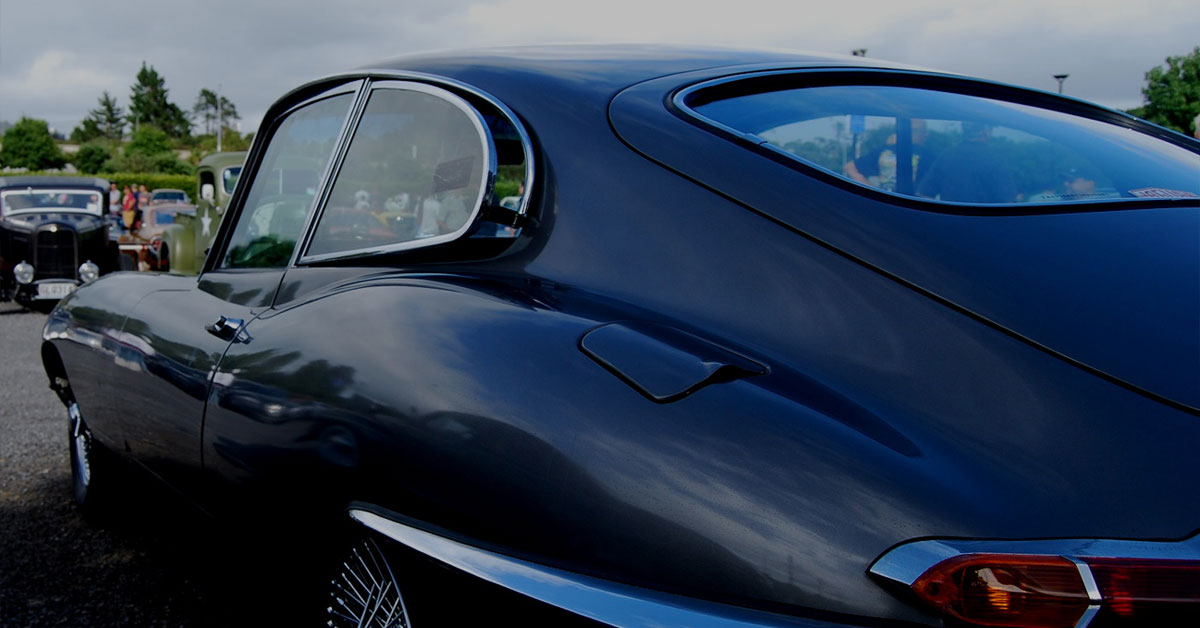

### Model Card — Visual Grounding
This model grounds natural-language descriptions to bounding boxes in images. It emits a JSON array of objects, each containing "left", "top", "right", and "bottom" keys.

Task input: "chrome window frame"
[{"left": 296, "top": 76, "right": 520, "bottom": 265}]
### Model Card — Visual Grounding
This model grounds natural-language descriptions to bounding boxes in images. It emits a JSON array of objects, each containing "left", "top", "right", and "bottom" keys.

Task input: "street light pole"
[
  {"left": 1053, "top": 74, "right": 1069, "bottom": 94},
  {"left": 216, "top": 83, "right": 223, "bottom": 152}
]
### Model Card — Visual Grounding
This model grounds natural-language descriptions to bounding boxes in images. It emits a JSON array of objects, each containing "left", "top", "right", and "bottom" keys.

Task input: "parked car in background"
[
  {"left": 150, "top": 188, "right": 191, "bottom": 205},
  {"left": 41, "top": 46, "right": 1200, "bottom": 627},
  {"left": 115, "top": 201, "right": 196, "bottom": 272},
  {"left": 160, "top": 151, "right": 245, "bottom": 274},
  {"left": 0, "top": 176, "right": 118, "bottom": 308}
]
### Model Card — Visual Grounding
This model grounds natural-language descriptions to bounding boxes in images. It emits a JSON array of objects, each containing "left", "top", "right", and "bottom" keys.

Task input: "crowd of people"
[{"left": 108, "top": 182, "right": 151, "bottom": 232}]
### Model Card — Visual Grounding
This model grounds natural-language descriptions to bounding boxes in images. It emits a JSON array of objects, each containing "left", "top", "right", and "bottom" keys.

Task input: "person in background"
[
  {"left": 108, "top": 183, "right": 121, "bottom": 214},
  {"left": 121, "top": 185, "right": 139, "bottom": 231},
  {"left": 843, "top": 119, "right": 931, "bottom": 193},
  {"left": 137, "top": 184, "right": 151, "bottom": 211},
  {"left": 917, "top": 122, "right": 1017, "bottom": 203}
]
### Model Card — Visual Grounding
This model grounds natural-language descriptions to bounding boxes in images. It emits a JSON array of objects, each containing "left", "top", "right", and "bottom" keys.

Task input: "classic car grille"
[{"left": 34, "top": 228, "right": 77, "bottom": 280}]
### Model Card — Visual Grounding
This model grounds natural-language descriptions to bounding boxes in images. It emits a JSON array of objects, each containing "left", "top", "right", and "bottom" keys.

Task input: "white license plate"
[{"left": 36, "top": 282, "right": 77, "bottom": 299}]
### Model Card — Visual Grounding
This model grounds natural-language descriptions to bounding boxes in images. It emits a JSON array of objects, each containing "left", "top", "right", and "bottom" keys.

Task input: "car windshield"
[
  {"left": 0, "top": 189, "right": 104, "bottom": 216},
  {"left": 153, "top": 191, "right": 185, "bottom": 202},
  {"left": 222, "top": 167, "right": 242, "bottom": 194},
  {"left": 687, "top": 83, "right": 1200, "bottom": 206}
]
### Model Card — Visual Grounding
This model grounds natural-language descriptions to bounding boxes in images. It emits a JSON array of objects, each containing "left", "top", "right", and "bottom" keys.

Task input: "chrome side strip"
[
  {"left": 1067, "top": 558, "right": 1101, "bottom": 628},
  {"left": 349, "top": 508, "right": 846, "bottom": 628}
]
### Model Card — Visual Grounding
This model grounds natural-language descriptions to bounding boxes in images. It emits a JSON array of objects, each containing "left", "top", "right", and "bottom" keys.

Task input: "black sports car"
[
  {"left": 1, "top": 176, "right": 117, "bottom": 308},
  {"left": 42, "top": 46, "right": 1200, "bottom": 627}
]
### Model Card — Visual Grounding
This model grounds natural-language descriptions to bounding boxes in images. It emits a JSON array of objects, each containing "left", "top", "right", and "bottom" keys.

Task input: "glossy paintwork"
[
  {"left": 42, "top": 46, "right": 1200, "bottom": 627},
  {"left": 611, "top": 74, "right": 1200, "bottom": 411}
]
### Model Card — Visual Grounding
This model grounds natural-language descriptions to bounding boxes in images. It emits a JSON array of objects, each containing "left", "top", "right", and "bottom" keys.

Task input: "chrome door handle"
[{"left": 206, "top": 315, "right": 245, "bottom": 341}]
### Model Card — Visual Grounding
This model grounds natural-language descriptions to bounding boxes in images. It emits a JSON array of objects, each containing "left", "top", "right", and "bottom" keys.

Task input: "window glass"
[
  {"left": 691, "top": 84, "right": 1200, "bottom": 206},
  {"left": 222, "top": 167, "right": 242, "bottom": 195},
  {"left": 307, "top": 87, "right": 487, "bottom": 257},
  {"left": 1, "top": 189, "right": 104, "bottom": 215},
  {"left": 221, "top": 93, "right": 353, "bottom": 268}
]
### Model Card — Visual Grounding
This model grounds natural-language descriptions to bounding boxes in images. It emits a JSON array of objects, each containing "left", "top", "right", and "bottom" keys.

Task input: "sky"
[{"left": 1, "top": 0, "right": 1197, "bottom": 137}]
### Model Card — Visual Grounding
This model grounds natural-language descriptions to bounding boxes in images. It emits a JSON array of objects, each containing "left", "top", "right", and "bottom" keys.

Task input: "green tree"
[
  {"left": 0, "top": 117, "right": 66, "bottom": 170},
  {"left": 192, "top": 88, "right": 241, "bottom": 135},
  {"left": 128, "top": 62, "right": 191, "bottom": 139},
  {"left": 1131, "top": 46, "right": 1200, "bottom": 136},
  {"left": 72, "top": 143, "right": 113, "bottom": 173},
  {"left": 70, "top": 118, "right": 103, "bottom": 144},
  {"left": 72, "top": 91, "right": 127, "bottom": 143},
  {"left": 112, "top": 125, "right": 191, "bottom": 174}
]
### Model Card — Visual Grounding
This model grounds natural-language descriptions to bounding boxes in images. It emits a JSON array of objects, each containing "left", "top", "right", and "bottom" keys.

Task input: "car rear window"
[{"left": 683, "top": 81, "right": 1200, "bottom": 207}]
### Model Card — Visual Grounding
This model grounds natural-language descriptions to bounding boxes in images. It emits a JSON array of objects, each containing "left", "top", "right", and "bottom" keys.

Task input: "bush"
[
  {"left": 126, "top": 126, "right": 173, "bottom": 157},
  {"left": 73, "top": 143, "right": 113, "bottom": 174},
  {"left": 0, "top": 117, "right": 66, "bottom": 170},
  {"left": 102, "top": 150, "right": 193, "bottom": 176}
]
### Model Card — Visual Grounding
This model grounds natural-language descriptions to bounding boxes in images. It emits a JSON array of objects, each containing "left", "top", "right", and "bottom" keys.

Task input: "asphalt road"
[{"left": 0, "top": 301, "right": 316, "bottom": 627}]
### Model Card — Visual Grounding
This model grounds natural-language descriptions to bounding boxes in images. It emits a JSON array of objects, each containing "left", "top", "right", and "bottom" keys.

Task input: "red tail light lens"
[
  {"left": 911, "top": 554, "right": 1090, "bottom": 627},
  {"left": 1084, "top": 558, "right": 1200, "bottom": 624}
]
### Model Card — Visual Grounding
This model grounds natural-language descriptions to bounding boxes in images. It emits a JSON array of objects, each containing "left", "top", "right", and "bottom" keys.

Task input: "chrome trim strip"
[
  {"left": 350, "top": 509, "right": 844, "bottom": 628},
  {"left": 1067, "top": 558, "right": 1101, "bottom": 628},
  {"left": 1067, "top": 557, "right": 1102, "bottom": 603},
  {"left": 865, "top": 540, "right": 959, "bottom": 586},
  {"left": 1073, "top": 605, "right": 1100, "bottom": 628}
]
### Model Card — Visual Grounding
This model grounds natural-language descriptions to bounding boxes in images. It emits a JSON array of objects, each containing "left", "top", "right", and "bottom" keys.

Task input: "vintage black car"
[
  {"left": 0, "top": 176, "right": 118, "bottom": 308},
  {"left": 42, "top": 46, "right": 1200, "bottom": 627}
]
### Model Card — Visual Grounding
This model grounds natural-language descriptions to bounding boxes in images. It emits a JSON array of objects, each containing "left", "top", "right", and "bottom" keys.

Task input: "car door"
[
  {"left": 198, "top": 79, "right": 515, "bottom": 517},
  {"left": 115, "top": 84, "right": 361, "bottom": 493}
]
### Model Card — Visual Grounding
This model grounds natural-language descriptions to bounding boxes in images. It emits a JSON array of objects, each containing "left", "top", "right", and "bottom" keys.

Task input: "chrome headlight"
[
  {"left": 13, "top": 261, "right": 35, "bottom": 285},
  {"left": 79, "top": 261, "right": 100, "bottom": 283}
]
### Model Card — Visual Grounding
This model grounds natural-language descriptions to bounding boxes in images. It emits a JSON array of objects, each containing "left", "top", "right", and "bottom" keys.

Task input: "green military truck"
[{"left": 162, "top": 151, "right": 245, "bottom": 274}]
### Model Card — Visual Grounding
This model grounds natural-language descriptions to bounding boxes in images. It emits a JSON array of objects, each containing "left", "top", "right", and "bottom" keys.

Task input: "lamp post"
[
  {"left": 1053, "top": 74, "right": 1069, "bottom": 94},
  {"left": 217, "top": 82, "right": 224, "bottom": 153}
]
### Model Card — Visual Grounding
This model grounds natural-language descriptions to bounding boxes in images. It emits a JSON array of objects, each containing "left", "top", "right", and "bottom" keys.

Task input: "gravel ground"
[{"left": 0, "top": 301, "right": 316, "bottom": 627}]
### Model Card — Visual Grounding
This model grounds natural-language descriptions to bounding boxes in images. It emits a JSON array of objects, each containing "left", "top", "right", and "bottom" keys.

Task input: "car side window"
[
  {"left": 221, "top": 93, "right": 354, "bottom": 269},
  {"left": 684, "top": 82, "right": 1200, "bottom": 207},
  {"left": 306, "top": 85, "right": 490, "bottom": 258}
]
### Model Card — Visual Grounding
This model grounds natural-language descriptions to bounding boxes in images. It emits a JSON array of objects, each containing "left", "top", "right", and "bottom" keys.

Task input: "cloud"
[{"left": 1, "top": 0, "right": 1197, "bottom": 133}]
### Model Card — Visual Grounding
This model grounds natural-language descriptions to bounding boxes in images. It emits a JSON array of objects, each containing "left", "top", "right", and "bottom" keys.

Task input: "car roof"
[
  {"left": 269, "top": 44, "right": 926, "bottom": 115},
  {"left": 361, "top": 44, "right": 914, "bottom": 84},
  {"left": 197, "top": 151, "right": 247, "bottom": 169},
  {"left": 0, "top": 176, "right": 110, "bottom": 192}
]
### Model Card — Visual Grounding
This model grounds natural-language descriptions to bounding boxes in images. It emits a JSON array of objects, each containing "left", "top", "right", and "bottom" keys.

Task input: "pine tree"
[{"left": 128, "top": 62, "right": 191, "bottom": 139}]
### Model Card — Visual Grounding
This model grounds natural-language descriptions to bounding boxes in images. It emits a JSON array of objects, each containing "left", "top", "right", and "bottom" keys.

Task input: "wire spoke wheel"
[
  {"left": 327, "top": 538, "right": 410, "bottom": 628},
  {"left": 68, "top": 402, "right": 93, "bottom": 501}
]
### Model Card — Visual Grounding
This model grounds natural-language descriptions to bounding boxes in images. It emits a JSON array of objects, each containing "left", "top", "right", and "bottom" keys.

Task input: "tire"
[
  {"left": 158, "top": 243, "right": 170, "bottom": 272},
  {"left": 68, "top": 401, "right": 111, "bottom": 513},
  {"left": 326, "top": 537, "right": 412, "bottom": 628}
]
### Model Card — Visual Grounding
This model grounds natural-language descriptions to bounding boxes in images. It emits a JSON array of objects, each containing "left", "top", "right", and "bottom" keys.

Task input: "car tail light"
[
  {"left": 903, "top": 553, "right": 1200, "bottom": 627},
  {"left": 910, "top": 554, "right": 1091, "bottom": 627},
  {"left": 1084, "top": 558, "right": 1200, "bottom": 624}
]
